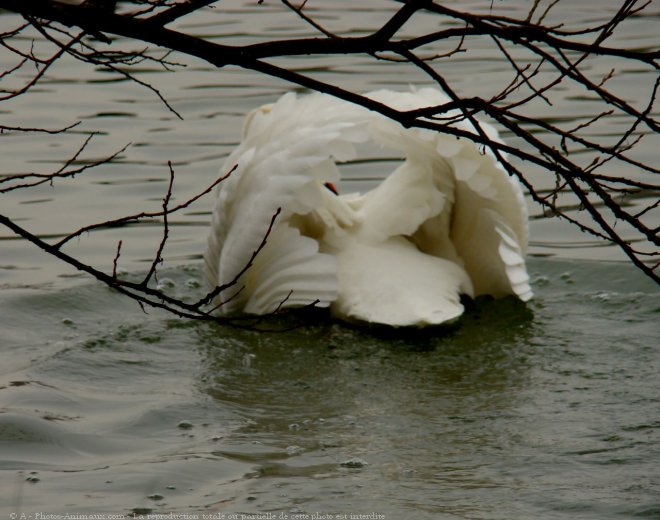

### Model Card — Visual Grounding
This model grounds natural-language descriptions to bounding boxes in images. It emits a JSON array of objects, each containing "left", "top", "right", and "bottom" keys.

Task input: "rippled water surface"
[
  {"left": 1, "top": 1, "right": 658, "bottom": 518},
  {"left": 1, "top": 259, "right": 658, "bottom": 518}
]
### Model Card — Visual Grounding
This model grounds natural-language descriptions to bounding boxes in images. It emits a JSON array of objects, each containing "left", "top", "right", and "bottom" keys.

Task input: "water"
[
  {"left": 1, "top": 1, "right": 658, "bottom": 518},
  {"left": 1, "top": 259, "right": 658, "bottom": 518}
]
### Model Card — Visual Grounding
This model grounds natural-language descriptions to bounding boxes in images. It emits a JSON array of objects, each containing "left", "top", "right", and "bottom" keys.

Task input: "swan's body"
[{"left": 204, "top": 88, "right": 532, "bottom": 326}]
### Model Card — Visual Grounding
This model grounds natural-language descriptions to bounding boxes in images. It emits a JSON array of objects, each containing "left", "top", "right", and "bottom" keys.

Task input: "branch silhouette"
[{"left": 1, "top": 0, "right": 657, "bottom": 323}]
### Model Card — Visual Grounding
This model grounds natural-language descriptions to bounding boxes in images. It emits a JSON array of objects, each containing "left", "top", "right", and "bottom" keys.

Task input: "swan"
[{"left": 203, "top": 88, "right": 532, "bottom": 327}]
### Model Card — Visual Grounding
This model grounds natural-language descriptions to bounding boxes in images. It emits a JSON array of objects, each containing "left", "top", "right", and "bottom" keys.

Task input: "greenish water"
[
  {"left": 1, "top": 258, "right": 658, "bottom": 518},
  {"left": 1, "top": 1, "right": 659, "bottom": 518}
]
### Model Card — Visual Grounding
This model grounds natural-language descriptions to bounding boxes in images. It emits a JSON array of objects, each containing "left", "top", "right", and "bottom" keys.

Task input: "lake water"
[{"left": 1, "top": 1, "right": 658, "bottom": 519}]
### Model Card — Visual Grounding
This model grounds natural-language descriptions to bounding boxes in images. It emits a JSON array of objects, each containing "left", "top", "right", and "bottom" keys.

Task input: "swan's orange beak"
[{"left": 324, "top": 182, "right": 339, "bottom": 195}]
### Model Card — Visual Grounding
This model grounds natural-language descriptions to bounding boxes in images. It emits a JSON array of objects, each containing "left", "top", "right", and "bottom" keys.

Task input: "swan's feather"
[
  {"left": 366, "top": 87, "right": 531, "bottom": 301},
  {"left": 204, "top": 93, "right": 368, "bottom": 314},
  {"left": 354, "top": 157, "right": 449, "bottom": 244},
  {"left": 204, "top": 88, "right": 532, "bottom": 325},
  {"left": 243, "top": 224, "right": 338, "bottom": 314},
  {"left": 332, "top": 237, "right": 471, "bottom": 327}
]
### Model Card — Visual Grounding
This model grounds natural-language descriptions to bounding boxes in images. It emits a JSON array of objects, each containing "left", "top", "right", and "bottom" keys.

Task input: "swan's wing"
[
  {"left": 447, "top": 124, "right": 533, "bottom": 301},
  {"left": 350, "top": 157, "right": 446, "bottom": 242},
  {"left": 365, "top": 88, "right": 533, "bottom": 301},
  {"left": 204, "top": 92, "right": 368, "bottom": 315},
  {"left": 350, "top": 90, "right": 458, "bottom": 258},
  {"left": 332, "top": 237, "right": 472, "bottom": 327},
  {"left": 241, "top": 223, "right": 338, "bottom": 315},
  {"left": 206, "top": 87, "right": 532, "bottom": 320}
]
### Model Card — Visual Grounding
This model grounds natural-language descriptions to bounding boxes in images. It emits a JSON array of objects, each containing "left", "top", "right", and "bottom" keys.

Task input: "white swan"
[{"left": 204, "top": 88, "right": 532, "bottom": 327}]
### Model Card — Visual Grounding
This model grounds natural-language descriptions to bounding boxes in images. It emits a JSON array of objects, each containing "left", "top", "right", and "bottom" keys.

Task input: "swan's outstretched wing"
[
  {"left": 204, "top": 93, "right": 368, "bottom": 314},
  {"left": 240, "top": 223, "right": 338, "bottom": 314},
  {"left": 205, "top": 87, "right": 532, "bottom": 323},
  {"left": 332, "top": 237, "right": 472, "bottom": 327},
  {"left": 365, "top": 88, "right": 533, "bottom": 301}
]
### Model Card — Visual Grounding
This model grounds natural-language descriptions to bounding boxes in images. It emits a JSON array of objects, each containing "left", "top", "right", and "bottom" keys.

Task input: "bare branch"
[
  {"left": 1, "top": 0, "right": 657, "bottom": 321},
  {"left": 52, "top": 164, "right": 236, "bottom": 249},
  {"left": 142, "top": 161, "right": 175, "bottom": 286},
  {"left": 0, "top": 136, "right": 129, "bottom": 194},
  {"left": 197, "top": 207, "right": 283, "bottom": 308}
]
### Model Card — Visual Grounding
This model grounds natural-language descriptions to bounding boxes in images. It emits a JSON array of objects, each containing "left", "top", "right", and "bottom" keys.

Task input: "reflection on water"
[
  {"left": 195, "top": 298, "right": 536, "bottom": 514},
  {"left": 199, "top": 295, "right": 534, "bottom": 427},
  {"left": 1, "top": 259, "right": 658, "bottom": 518}
]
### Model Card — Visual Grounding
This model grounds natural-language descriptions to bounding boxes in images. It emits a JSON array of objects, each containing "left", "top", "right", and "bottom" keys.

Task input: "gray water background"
[{"left": 1, "top": 1, "right": 659, "bottom": 518}]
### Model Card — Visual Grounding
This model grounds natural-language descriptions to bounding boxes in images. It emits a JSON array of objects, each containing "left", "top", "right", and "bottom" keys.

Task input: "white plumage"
[{"left": 204, "top": 88, "right": 532, "bottom": 327}]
